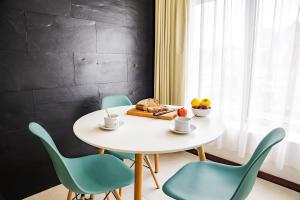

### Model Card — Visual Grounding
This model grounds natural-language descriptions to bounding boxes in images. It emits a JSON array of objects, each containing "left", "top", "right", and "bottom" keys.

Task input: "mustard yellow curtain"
[{"left": 154, "top": 0, "right": 187, "bottom": 105}]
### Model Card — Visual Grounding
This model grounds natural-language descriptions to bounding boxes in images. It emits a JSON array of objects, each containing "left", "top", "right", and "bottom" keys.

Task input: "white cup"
[
  {"left": 175, "top": 117, "right": 190, "bottom": 132},
  {"left": 104, "top": 114, "right": 120, "bottom": 129}
]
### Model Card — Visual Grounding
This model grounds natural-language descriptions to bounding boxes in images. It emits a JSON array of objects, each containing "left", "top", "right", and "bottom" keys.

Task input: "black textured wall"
[{"left": 0, "top": 0, "right": 154, "bottom": 199}]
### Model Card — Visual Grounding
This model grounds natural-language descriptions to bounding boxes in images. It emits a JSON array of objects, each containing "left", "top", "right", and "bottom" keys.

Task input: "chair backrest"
[
  {"left": 101, "top": 95, "right": 132, "bottom": 109},
  {"left": 231, "top": 128, "right": 285, "bottom": 200},
  {"left": 28, "top": 122, "right": 81, "bottom": 193}
]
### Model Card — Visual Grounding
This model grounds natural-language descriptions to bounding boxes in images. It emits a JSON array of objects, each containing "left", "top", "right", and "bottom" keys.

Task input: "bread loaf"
[
  {"left": 136, "top": 98, "right": 159, "bottom": 111},
  {"left": 147, "top": 105, "right": 168, "bottom": 113},
  {"left": 136, "top": 98, "right": 169, "bottom": 113}
]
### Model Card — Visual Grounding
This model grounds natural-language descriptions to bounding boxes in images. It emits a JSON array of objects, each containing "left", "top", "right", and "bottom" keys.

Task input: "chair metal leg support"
[
  {"left": 72, "top": 193, "right": 96, "bottom": 200},
  {"left": 129, "top": 160, "right": 149, "bottom": 169},
  {"left": 129, "top": 156, "right": 160, "bottom": 189},
  {"left": 129, "top": 161, "right": 135, "bottom": 168},
  {"left": 103, "top": 192, "right": 111, "bottom": 200},
  {"left": 73, "top": 193, "right": 80, "bottom": 200}
]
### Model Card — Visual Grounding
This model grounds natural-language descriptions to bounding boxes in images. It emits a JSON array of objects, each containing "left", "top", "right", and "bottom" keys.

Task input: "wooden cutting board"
[{"left": 127, "top": 108, "right": 177, "bottom": 120}]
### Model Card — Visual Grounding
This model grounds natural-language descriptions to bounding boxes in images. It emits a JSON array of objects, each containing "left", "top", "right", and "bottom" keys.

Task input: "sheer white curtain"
[{"left": 186, "top": 0, "right": 300, "bottom": 182}]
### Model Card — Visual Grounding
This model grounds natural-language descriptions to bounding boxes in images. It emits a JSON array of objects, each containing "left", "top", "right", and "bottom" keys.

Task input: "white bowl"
[{"left": 192, "top": 108, "right": 211, "bottom": 117}]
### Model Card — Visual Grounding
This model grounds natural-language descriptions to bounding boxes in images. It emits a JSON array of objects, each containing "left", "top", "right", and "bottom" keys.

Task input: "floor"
[{"left": 24, "top": 152, "right": 300, "bottom": 200}]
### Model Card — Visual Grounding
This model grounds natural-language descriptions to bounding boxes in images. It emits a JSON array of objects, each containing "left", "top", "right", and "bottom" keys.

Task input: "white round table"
[{"left": 73, "top": 105, "right": 225, "bottom": 200}]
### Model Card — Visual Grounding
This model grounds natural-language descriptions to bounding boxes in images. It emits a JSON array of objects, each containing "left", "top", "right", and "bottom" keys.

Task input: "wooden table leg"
[
  {"left": 197, "top": 146, "right": 206, "bottom": 161},
  {"left": 154, "top": 154, "right": 159, "bottom": 173},
  {"left": 98, "top": 148, "right": 110, "bottom": 200},
  {"left": 134, "top": 154, "right": 143, "bottom": 200}
]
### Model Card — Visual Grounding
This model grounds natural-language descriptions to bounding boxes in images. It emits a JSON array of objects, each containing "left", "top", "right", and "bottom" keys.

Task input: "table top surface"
[{"left": 73, "top": 105, "right": 225, "bottom": 154}]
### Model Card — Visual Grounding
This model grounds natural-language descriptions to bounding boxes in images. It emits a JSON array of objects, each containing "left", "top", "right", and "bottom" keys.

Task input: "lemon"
[
  {"left": 200, "top": 98, "right": 211, "bottom": 107},
  {"left": 191, "top": 98, "right": 201, "bottom": 107}
]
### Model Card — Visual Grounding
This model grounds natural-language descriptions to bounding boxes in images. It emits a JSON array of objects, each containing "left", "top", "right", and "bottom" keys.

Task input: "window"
[{"left": 186, "top": 0, "right": 300, "bottom": 174}]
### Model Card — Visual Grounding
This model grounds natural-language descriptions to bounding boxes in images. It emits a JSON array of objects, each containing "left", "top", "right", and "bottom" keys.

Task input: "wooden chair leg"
[
  {"left": 197, "top": 146, "right": 206, "bottom": 161},
  {"left": 144, "top": 156, "right": 160, "bottom": 189},
  {"left": 67, "top": 191, "right": 72, "bottom": 200},
  {"left": 106, "top": 193, "right": 110, "bottom": 200},
  {"left": 112, "top": 190, "right": 121, "bottom": 200},
  {"left": 154, "top": 154, "right": 159, "bottom": 173},
  {"left": 98, "top": 148, "right": 105, "bottom": 154},
  {"left": 118, "top": 188, "right": 122, "bottom": 198}
]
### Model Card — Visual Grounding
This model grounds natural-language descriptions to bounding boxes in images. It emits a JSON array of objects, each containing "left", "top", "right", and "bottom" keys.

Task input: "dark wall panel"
[
  {"left": 34, "top": 85, "right": 99, "bottom": 105},
  {"left": 0, "top": 8, "right": 26, "bottom": 51},
  {"left": 27, "top": 13, "right": 97, "bottom": 53},
  {"left": 0, "top": 129, "right": 58, "bottom": 199},
  {"left": 98, "top": 80, "right": 153, "bottom": 104},
  {"left": 127, "top": 80, "right": 153, "bottom": 103},
  {"left": 1, "top": 0, "right": 71, "bottom": 16},
  {"left": 125, "top": 0, "right": 151, "bottom": 28},
  {"left": 74, "top": 53, "right": 127, "bottom": 84},
  {"left": 127, "top": 54, "right": 152, "bottom": 81},
  {"left": 0, "top": 91, "right": 35, "bottom": 132},
  {"left": 71, "top": 0, "right": 127, "bottom": 25},
  {"left": 0, "top": 52, "right": 74, "bottom": 92},
  {"left": 0, "top": 0, "right": 154, "bottom": 199},
  {"left": 96, "top": 23, "right": 138, "bottom": 54}
]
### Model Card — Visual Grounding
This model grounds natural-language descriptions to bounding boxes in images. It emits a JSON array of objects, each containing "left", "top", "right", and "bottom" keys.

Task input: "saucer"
[
  {"left": 169, "top": 124, "right": 196, "bottom": 135},
  {"left": 100, "top": 121, "right": 124, "bottom": 131}
]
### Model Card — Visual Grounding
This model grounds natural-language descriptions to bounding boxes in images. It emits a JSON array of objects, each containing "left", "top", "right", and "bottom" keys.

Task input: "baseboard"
[{"left": 187, "top": 149, "right": 300, "bottom": 193}]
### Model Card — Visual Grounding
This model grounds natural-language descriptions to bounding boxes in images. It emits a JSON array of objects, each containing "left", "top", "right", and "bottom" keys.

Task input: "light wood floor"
[{"left": 24, "top": 152, "right": 300, "bottom": 200}]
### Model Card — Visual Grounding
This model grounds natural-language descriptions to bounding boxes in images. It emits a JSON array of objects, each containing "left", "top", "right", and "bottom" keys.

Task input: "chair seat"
[
  {"left": 162, "top": 161, "right": 244, "bottom": 200},
  {"left": 105, "top": 150, "right": 136, "bottom": 160},
  {"left": 66, "top": 154, "right": 134, "bottom": 194}
]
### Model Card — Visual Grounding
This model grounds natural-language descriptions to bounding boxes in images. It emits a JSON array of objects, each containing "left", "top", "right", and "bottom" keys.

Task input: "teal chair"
[
  {"left": 29, "top": 122, "right": 134, "bottom": 200},
  {"left": 163, "top": 128, "right": 285, "bottom": 200},
  {"left": 101, "top": 95, "right": 160, "bottom": 189}
]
